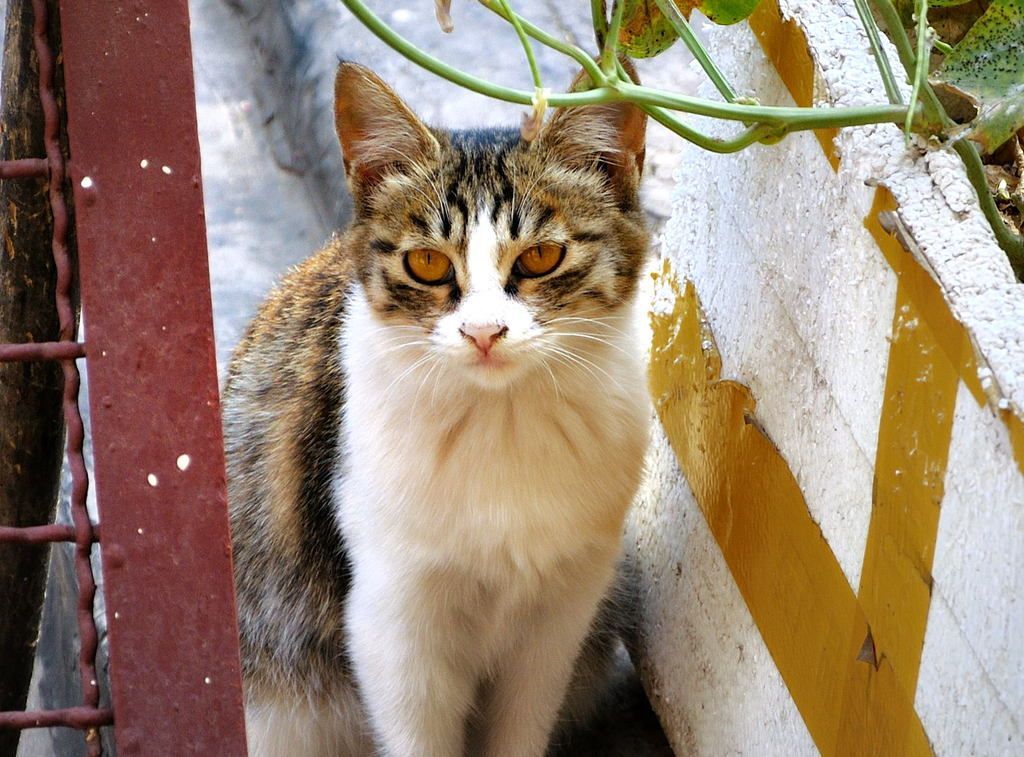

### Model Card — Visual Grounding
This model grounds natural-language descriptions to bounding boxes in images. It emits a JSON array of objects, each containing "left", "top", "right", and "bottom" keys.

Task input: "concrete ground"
[{"left": 194, "top": 0, "right": 327, "bottom": 371}]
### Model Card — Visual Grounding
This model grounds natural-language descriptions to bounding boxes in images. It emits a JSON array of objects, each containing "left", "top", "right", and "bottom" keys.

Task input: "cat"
[{"left": 222, "top": 60, "right": 651, "bottom": 757}]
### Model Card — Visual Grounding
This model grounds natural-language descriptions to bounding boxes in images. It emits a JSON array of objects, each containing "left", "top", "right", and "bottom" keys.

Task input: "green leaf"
[
  {"left": 928, "top": 0, "right": 975, "bottom": 7},
  {"left": 933, "top": 0, "right": 1024, "bottom": 153},
  {"left": 698, "top": 0, "right": 762, "bottom": 25},
  {"left": 616, "top": 0, "right": 762, "bottom": 58},
  {"left": 618, "top": 1, "right": 681, "bottom": 58}
]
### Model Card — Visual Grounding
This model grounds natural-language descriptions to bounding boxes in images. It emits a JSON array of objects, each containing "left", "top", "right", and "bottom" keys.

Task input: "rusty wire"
[
  {"left": 0, "top": 524, "right": 78, "bottom": 544},
  {"left": 0, "top": 0, "right": 111, "bottom": 752},
  {"left": 0, "top": 156, "right": 47, "bottom": 178},
  {"left": 0, "top": 340, "right": 86, "bottom": 361}
]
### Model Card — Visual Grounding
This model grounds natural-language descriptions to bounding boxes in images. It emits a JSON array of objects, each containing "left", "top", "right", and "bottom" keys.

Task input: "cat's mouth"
[
  {"left": 472, "top": 351, "right": 508, "bottom": 370},
  {"left": 459, "top": 347, "right": 527, "bottom": 388}
]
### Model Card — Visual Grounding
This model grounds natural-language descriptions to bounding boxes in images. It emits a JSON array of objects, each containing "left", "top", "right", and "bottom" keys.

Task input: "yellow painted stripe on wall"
[
  {"left": 867, "top": 189, "right": 1024, "bottom": 478},
  {"left": 1009, "top": 414, "right": 1024, "bottom": 471},
  {"left": 745, "top": 1, "right": 967, "bottom": 746},
  {"left": 855, "top": 194, "right": 960, "bottom": 700},
  {"left": 649, "top": 264, "right": 932, "bottom": 756}
]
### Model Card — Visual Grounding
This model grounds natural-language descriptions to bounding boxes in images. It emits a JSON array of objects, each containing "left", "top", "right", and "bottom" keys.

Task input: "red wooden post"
[{"left": 59, "top": 1, "right": 248, "bottom": 753}]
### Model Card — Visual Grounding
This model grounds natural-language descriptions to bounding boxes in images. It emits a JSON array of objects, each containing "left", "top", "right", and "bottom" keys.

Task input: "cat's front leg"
[
  {"left": 480, "top": 548, "right": 618, "bottom": 757},
  {"left": 346, "top": 559, "right": 477, "bottom": 757}
]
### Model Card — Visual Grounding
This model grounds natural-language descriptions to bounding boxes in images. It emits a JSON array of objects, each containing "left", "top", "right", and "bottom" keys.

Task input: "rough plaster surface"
[
  {"left": 193, "top": 0, "right": 327, "bottom": 371},
  {"left": 915, "top": 383, "right": 1024, "bottom": 752},
  {"left": 779, "top": 0, "right": 1024, "bottom": 415}
]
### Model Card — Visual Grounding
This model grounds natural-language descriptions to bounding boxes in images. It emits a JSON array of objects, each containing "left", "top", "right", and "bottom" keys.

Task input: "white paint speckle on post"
[
  {"left": 146, "top": 473, "right": 158, "bottom": 487},
  {"left": 176, "top": 453, "right": 192, "bottom": 471},
  {"left": 80, "top": 176, "right": 93, "bottom": 189}
]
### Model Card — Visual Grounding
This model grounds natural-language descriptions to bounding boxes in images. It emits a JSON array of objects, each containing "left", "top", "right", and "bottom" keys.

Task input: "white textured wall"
[
  {"left": 916, "top": 383, "right": 1024, "bottom": 754},
  {"left": 630, "top": 3, "right": 1024, "bottom": 754}
]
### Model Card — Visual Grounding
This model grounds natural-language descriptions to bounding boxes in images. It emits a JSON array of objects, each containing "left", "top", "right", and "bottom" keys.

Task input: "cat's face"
[{"left": 335, "top": 65, "right": 648, "bottom": 390}]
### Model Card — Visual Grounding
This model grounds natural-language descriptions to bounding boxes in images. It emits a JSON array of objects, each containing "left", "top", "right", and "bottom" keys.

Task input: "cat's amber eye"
[
  {"left": 404, "top": 249, "right": 454, "bottom": 285},
  {"left": 515, "top": 242, "right": 565, "bottom": 278}
]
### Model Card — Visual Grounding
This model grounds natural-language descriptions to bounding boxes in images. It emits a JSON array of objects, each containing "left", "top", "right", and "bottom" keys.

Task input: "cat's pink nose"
[{"left": 459, "top": 323, "right": 508, "bottom": 355}]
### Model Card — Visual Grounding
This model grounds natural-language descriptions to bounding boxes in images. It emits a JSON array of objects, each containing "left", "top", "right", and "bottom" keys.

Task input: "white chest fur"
[{"left": 336, "top": 289, "right": 649, "bottom": 584}]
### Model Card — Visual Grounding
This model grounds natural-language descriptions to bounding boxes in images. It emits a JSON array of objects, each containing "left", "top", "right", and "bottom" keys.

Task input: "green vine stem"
[
  {"left": 953, "top": 139, "right": 1024, "bottom": 279},
  {"left": 591, "top": 0, "right": 608, "bottom": 50},
  {"left": 339, "top": 0, "right": 910, "bottom": 129},
  {"left": 479, "top": 1, "right": 606, "bottom": 86},
  {"left": 870, "top": 0, "right": 949, "bottom": 132},
  {"left": 932, "top": 37, "right": 954, "bottom": 56},
  {"left": 642, "top": 104, "right": 779, "bottom": 152},
  {"left": 852, "top": 0, "right": 903, "bottom": 105},
  {"left": 340, "top": 0, "right": 608, "bottom": 106},
  {"left": 906, "top": 0, "right": 930, "bottom": 136},
  {"left": 496, "top": 0, "right": 542, "bottom": 91},
  {"left": 487, "top": 0, "right": 776, "bottom": 154},
  {"left": 611, "top": 59, "right": 779, "bottom": 153},
  {"left": 871, "top": 0, "right": 1023, "bottom": 272},
  {"left": 602, "top": 0, "right": 626, "bottom": 76},
  {"left": 652, "top": 0, "right": 738, "bottom": 102},
  {"left": 615, "top": 81, "right": 908, "bottom": 128}
]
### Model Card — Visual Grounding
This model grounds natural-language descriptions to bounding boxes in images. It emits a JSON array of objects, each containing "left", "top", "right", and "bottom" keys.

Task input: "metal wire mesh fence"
[{"left": 0, "top": 1, "right": 248, "bottom": 754}]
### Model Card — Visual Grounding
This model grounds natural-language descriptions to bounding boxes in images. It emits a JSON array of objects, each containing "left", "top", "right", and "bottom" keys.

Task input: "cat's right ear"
[
  {"left": 334, "top": 62, "right": 439, "bottom": 200},
  {"left": 537, "top": 59, "right": 646, "bottom": 203}
]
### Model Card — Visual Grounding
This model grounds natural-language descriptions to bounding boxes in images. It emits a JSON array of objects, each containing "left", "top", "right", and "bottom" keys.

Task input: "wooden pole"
[{"left": 0, "top": 2, "right": 71, "bottom": 753}]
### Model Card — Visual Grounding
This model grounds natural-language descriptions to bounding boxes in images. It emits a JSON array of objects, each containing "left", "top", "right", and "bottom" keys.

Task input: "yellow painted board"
[
  {"left": 866, "top": 188, "right": 1024, "bottom": 476},
  {"left": 649, "top": 264, "right": 932, "bottom": 756},
  {"left": 645, "top": 1, "right": 1024, "bottom": 753},
  {"left": 854, "top": 192, "right": 961, "bottom": 709}
]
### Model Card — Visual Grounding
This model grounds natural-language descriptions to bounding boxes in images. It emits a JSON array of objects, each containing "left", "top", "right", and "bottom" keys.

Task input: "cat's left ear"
[
  {"left": 538, "top": 59, "right": 647, "bottom": 199},
  {"left": 334, "top": 62, "right": 440, "bottom": 200}
]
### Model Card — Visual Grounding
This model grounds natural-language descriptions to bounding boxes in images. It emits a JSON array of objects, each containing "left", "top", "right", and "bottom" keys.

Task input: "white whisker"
[
  {"left": 538, "top": 359, "right": 563, "bottom": 402},
  {"left": 545, "top": 343, "right": 627, "bottom": 394},
  {"left": 429, "top": 361, "right": 447, "bottom": 407},
  {"left": 381, "top": 353, "right": 434, "bottom": 401},
  {"left": 376, "top": 340, "right": 433, "bottom": 358},
  {"left": 548, "top": 331, "right": 633, "bottom": 358},
  {"left": 413, "top": 358, "right": 442, "bottom": 409},
  {"left": 543, "top": 348, "right": 593, "bottom": 387},
  {"left": 544, "top": 315, "right": 631, "bottom": 338}
]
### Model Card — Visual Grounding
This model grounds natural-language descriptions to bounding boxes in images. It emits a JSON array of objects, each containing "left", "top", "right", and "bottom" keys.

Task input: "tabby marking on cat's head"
[{"left": 335, "top": 62, "right": 648, "bottom": 389}]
